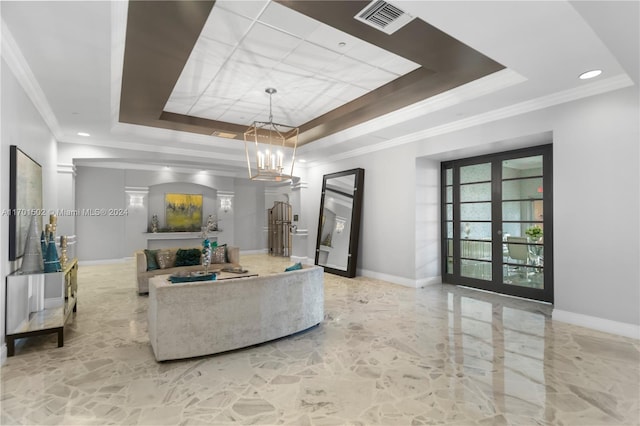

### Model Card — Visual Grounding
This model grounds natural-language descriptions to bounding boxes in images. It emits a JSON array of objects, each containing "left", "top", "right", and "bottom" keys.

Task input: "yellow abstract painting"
[{"left": 165, "top": 193, "right": 202, "bottom": 231}]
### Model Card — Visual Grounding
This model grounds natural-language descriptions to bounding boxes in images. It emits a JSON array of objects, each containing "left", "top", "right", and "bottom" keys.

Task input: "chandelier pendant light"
[{"left": 244, "top": 88, "right": 298, "bottom": 182}]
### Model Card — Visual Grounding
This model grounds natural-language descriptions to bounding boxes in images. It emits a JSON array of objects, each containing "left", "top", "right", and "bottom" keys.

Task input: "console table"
[{"left": 5, "top": 258, "right": 78, "bottom": 356}]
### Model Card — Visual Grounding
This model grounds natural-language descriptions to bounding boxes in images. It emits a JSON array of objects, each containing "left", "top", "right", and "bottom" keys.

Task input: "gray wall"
[
  {"left": 1, "top": 58, "right": 60, "bottom": 360},
  {"left": 303, "top": 86, "right": 639, "bottom": 327},
  {"left": 233, "top": 178, "right": 266, "bottom": 250},
  {"left": 74, "top": 167, "right": 278, "bottom": 259},
  {"left": 75, "top": 167, "right": 126, "bottom": 260}
]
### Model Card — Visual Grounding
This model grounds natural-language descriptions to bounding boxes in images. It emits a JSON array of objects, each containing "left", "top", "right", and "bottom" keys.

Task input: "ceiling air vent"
[{"left": 355, "top": 0, "right": 414, "bottom": 35}]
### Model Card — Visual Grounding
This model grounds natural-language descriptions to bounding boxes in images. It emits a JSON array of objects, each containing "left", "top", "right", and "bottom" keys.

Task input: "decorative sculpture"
[
  {"left": 206, "top": 214, "right": 217, "bottom": 232},
  {"left": 150, "top": 214, "right": 159, "bottom": 233},
  {"left": 22, "top": 215, "right": 44, "bottom": 273},
  {"left": 44, "top": 232, "right": 61, "bottom": 273},
  {"left": 202, "top": 238, "right": 212, "bottom": 274},
  {"left": 59, "top": 235, "right": 68, "bottom": 268}
]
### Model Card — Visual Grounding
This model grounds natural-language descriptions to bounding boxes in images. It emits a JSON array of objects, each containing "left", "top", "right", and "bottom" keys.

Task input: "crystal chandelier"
[{"left": 244, "top": 88, "right": 298, "bottom": 182}]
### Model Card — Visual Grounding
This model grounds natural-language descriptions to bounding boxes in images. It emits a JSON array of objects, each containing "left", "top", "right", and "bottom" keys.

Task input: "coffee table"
[{"left": 215, "top": 270, "right": 258, "bottom": 281}]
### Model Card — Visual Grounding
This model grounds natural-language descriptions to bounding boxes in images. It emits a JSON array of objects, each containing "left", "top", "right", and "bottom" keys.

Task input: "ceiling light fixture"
[
  {"left": 244, "top": 88, "right": 298, "bottom": 182},
  {"left": 77, "top": 132, "right": 90, "bottom": 137},
  {"left": 579, "top": 69, "right": 602, "bottom": 80}
]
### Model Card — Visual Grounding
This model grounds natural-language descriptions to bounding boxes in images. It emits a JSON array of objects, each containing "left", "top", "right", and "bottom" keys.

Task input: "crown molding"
[
  {"left": 291, "top": 181, "right": 308, "bottom": 191},
  {"left": 308, "top": 73, "right": 634, "bottom": 167},
  {"left": 124, "top": 186, "right": 149, "bottom": 194},
  {"left": 57, "top": 163, "right": 76, "bottom": 175},
  {"left": 1, "top": 20, "right": 62, "bottom": 139}
]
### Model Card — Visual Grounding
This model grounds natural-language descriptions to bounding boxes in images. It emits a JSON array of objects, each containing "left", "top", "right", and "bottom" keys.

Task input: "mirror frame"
[{"left": 315, "top": 168, "right": 365, "bottom": 278}]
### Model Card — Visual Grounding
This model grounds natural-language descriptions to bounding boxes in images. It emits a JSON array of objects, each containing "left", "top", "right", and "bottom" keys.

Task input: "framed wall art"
[
  {"left": 9, "top": 145, "right": 43, "bottom": 260},
  {"left": 164, "top": 193, "right": 203, "bottom": 231}
]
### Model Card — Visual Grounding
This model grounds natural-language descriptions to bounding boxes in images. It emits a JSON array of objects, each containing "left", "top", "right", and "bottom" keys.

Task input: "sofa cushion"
[
  {"left": 144, "top": 249, "right": 160, "bottom": 271},
  {"left": 211, "top": 244, "right": 227, "bottom": 264},
  {"left": 156, "top": 249, "right": 177, "bottom": 269},
  {"left": 175, "top": 248, "right": 202, "bottom": 267}
]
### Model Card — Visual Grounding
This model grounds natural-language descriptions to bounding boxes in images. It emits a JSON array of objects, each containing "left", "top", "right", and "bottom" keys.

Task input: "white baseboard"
[
  {"left": 416, "top": 276, "right": 442, "bottom": 287},
  {"left": 78, "top": 257, "right": 132, "bottom": 266},
  {"left": 240, "top": 249, "right": 268, "bottom": 255},
  {"left": 358, "top": 269, "right": 440, "bottom": 288},
  {"left": 1, "top": 344, "right": 6, "bottom": 365},
  {"left": 552, "top": 309, "right": 640, "bottom": 340}
]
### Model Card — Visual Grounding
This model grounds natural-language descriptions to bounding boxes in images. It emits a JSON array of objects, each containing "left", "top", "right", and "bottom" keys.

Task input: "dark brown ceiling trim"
[
  {"left": 119, "top": 0, "right": 504, "bottom": 147},
  {"left": 119, "top": 1, "right": 215, "bottom": 128}
]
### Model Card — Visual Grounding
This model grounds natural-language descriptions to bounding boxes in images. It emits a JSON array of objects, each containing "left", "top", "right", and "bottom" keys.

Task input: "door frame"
[{"left": 441, "top": 144, "right": 554, "bottom": 303}]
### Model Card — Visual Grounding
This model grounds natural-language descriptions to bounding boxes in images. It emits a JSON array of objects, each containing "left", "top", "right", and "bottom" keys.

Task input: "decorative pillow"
[
  {"left": 175, "top": 248, "right": 202, "bottom": 267},
  {"left": 211, "top": 244, "right": 227, "bottom": 264},
  {"left": 285, "top": 262, "right": 302, "bottom": 272},
  {"left": 144, "top": 249, "right": 159, "bottom": 271},
  {"left": 156, "top": 250, "right": 177, "bottom": 269}
]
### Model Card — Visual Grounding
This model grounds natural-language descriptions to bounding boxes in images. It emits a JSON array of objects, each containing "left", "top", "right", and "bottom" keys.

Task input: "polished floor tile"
[{"left": 1, "top": 255, "right": 638, "bottom": 425}]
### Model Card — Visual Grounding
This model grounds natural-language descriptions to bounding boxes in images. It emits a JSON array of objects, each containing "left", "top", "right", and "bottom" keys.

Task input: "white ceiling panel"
[
  {"left": 283, "top": 42, "right": 342, "bottom": 73},
  {"left": 200, "top": 6, "right": 254, "bottom": 47},
  {"left": 356, "top": 67, "right": 398, "bottom": 91},
  {"left": 306, "top": 22, "right": 365, "bottom": 54},
  {"left": 258, "top": 1, "right": 322, "bottom": 39},
  {"left": 165, "top": 1, "right": 423, "bottom": 130},
  {"left": 376, "top": 55, "right": 421, "bottom": 75},
  {"left": 215, "top": 0, "right": 269, "bottom": 21},
  {"left": 188, "top": 97, "right": 235, "bottom": 120},
  {"left": 325, "top": 56, "right": 376, "bottom": 84},
  {"left": 163, "top": 100, "right": 193, "bottom": 115},
  {"left": 241, "top": 22, "right": 302, "bottom": 62},
  {"left": 333, "top": 85, "right": 369, "bottom": 103}
]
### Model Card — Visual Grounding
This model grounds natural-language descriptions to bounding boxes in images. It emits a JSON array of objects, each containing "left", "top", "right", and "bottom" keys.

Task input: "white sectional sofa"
[{"left": 147, "top": 265, "right": 324, "bottom": 361}]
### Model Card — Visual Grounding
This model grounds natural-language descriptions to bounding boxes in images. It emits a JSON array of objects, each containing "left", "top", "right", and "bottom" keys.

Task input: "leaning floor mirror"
[{"left": 315, "top": 168, "right": 364, "bottom": 278}]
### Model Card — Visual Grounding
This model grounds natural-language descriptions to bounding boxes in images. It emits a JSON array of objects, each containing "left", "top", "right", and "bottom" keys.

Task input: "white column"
[
  {"left": 56, "top": 163, "right": 76, "bottom": 259},
  {"left": 125, "top": 186, "right": 149, "bottom": 255},
  {"left": 290, "top": 180, "right": 310, "bottom": 264}
]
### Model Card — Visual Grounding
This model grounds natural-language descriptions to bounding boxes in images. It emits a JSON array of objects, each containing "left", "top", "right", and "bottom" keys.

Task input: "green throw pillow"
[
  {"left": 284, "top": 262, "right": 302, "bottom": 272},
  {"left": 144, "top": 249, "right": 159, "bottom": 271},
  {"left": 175, "top": 248, "right": 202, "bottom": 266}
]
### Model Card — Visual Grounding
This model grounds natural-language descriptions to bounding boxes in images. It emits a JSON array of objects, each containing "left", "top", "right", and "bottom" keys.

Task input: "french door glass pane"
[
  {"left": 502, "top": 177, "right": 543, "bottom": 200},
  {"left": 461, "top": 259, "right": 492, "bottom": 280},
  {"left": 461, "top": 240, "right": 492, "bottom": 260},
  {"left": 446, "top": 168, "right": 453, "bottom": 185},
  {"left": 460, "top": 183, "right": 491, "bottom": 202},
  {"left": 460, "top": 163, "right": 491, "bottom": 183},
  {"left": 462, "top": 222, "right": 491, "bottom": 240},
  {"left": 446, "top": 204, "right": 453, "bottom": 220},
  {"left": 502, "top": 156, "right": 543, "bottom": 178},
  {"left": 503, "top": 200, "right": 543, "bottom": 222},
  {"left": 446, "top": 186, "right": 452, "bottom": 203},
  {"left": 461, "top": 202, "right": 491, "bottom": 221},
  {"left": 446, "top": 222, "right": 453, "bottom": 238},
  {"left": 502, "top": 222, "right": 544, "bottom": 239},
  {"left": 502, "top": 155, "right": 545, "bottom": 291}
]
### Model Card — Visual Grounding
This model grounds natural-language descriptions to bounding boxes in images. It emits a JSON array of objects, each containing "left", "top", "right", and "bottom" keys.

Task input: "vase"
[{"left": 44, "top": 232, "right": 62, "bottom": 273}]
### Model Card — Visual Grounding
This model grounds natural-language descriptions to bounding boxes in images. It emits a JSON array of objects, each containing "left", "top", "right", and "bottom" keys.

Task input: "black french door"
[{"left": 441, "top": 144, "right": 553, "bottom": 303}]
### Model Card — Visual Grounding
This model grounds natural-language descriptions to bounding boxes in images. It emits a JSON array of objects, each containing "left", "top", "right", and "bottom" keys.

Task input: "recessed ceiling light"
[
  {"left": 338, "top": 42, "right": 346, "bottom": 48},
  {"left": 299, "top": 159, "right": 307, "bottom": 163},
  {"left": 163, "top": 166, "right": 171, "bottom": 170},
  {"left": 77, "top": 132, "right": 90, "bottom": 137},
  {"left": 579, "top": 69, "right": 602, "bottom": 80}
]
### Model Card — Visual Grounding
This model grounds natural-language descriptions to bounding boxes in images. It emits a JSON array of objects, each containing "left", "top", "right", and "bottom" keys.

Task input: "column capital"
[
  {"left": 57, "top": 163, "right": 76, "bottom": 175},
  {"left": 291, "top": 181, "right": 308, "bottom": 191}
]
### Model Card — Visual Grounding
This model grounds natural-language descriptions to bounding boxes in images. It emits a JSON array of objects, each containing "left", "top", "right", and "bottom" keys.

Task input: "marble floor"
[{"left": 1, "top": 255, "right": 638, "bottom": 425}]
